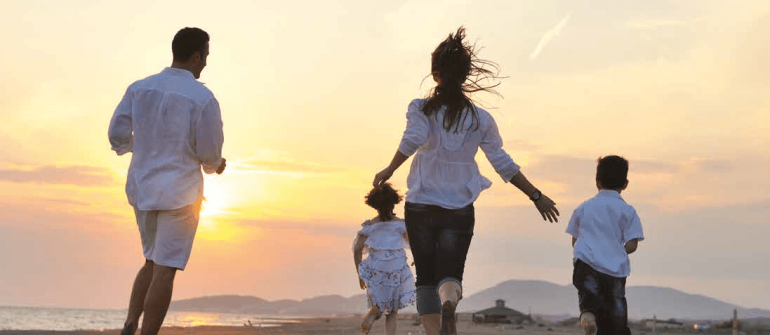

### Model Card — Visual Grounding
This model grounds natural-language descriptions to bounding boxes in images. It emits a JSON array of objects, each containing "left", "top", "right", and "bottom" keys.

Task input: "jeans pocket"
[{"left": 405, "top": 202, "right": 429, "bottom": 213}]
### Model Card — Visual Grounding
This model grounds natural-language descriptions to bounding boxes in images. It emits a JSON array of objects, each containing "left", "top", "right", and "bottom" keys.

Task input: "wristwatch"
[{"left": 530, "top": 190, "right": 542, "bottom": 202}]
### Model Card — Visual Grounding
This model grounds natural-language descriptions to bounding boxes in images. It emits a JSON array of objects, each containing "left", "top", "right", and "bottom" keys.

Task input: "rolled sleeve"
[
  {"left": 108, "top": 87, "right": 134, "bottom": 156},
  {"left": 565, "top": 206, "right": 582, "bottom": 238},
  {"left": 397, "top": 100, "right": 430, "bottom": 157},
  {"left": 195, "top": 98, "right": 224, "bottom": 174},
  {"left": 479, "top": 114, "right": 520, "bottom": 181},
  {"left": 622, "top": 206, "right": 645, "bottom": 244}
]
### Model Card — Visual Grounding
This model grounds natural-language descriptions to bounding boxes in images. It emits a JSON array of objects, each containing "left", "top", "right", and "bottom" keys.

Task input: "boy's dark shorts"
[{"left": 573, "top": 259, "right": 631, "bottom": 335}]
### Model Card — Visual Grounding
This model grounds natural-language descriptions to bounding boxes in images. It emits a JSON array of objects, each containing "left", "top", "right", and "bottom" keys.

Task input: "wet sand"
[{"left": 0, "top": 316, "right": 712, "bottom": 335}]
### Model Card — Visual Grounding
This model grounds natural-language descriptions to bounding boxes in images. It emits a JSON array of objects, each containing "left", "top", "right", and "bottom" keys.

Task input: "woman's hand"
[
  {"left": 359, "top": 278, "right": 367, "bottom": 290},
  {"left": 534, "top": 194, "right": 560, "bottom": 223},
  {"left": 372, "top": 167, "right": 394, "bottom": 187}
]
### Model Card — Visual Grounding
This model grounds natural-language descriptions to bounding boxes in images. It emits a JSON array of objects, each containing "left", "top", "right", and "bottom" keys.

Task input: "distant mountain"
[
  {"left": 170, "top": 280, "right": 770, "bottom": 321},
  {"left": 458, "top": 280, "right": 770, "bottom": 320}
]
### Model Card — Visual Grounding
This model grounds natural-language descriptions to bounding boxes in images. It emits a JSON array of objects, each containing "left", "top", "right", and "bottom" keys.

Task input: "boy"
[{"left": 566, "top": 155, "right": 644, "bottom": 335}]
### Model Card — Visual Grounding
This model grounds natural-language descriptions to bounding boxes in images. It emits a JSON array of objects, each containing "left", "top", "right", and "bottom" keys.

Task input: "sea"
[{"left": 0, "top": 306, "right": 303, "bottom": 331}]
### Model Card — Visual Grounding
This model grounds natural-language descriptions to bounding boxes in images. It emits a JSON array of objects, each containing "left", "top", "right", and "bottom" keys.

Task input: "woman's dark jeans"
[
  {"left": 573, "top": 259, "right": 631, "bottom": 335},
  {"left": 405, "top": 202, "right": 474, "bottom": 315}
]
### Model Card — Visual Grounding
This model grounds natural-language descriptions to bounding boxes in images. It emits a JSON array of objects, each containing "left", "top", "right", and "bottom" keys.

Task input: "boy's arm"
[
  {"left": 622, "top": 206, "right": 644, "bottom": 254},
  {"left": 572, "top": 237, "right": 577, "bottom": 247},
  {"left": 625, "top": 238, "right": 639, "bottom": 254}
]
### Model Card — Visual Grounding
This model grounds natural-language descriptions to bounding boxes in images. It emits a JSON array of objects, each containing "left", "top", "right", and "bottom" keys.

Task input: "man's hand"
[
  {"left": 216, "top": 158, "right": 227, "bottom": 174},
  {"left": 534, "top": 194, "right": 560, "bottom": 222},
  {"left": 359, "top": 278, "right": 367, "bottom": 290}
]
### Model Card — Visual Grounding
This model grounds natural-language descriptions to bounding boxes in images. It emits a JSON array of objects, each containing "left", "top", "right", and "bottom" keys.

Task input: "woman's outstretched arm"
[
  {"left": 373, "top": 101, "right": 429, "bottom": 186},
  {"left": 510, "top": 171, "right": 560, "bottom": 223},
  {"left": 373, "top": 151, "right": 409, "bottom": 187}
]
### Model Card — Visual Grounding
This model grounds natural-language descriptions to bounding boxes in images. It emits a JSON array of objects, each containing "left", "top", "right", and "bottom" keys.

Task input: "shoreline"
[{"left": 0, "top": 316, "right": 724, "bottom": 335}]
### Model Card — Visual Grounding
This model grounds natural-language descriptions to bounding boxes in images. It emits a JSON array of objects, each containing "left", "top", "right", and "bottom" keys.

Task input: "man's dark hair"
[
  {"left": 596, "top": 155, "right": 629, "bottom": 190},
  {"left": 172, "top": 27, "right": 209, "bottom": 62}
]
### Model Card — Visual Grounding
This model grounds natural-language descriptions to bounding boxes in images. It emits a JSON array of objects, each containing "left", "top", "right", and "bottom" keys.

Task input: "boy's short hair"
[{"left": 596, "top": 155, "right": 628, "bottom": 190}]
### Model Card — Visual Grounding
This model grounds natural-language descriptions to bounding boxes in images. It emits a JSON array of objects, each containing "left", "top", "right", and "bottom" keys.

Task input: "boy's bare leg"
[
  {"left": 140, "top": 264, "right": 177, "bottom": 335},
  {"left": 122, "top": 260, "right": 154, "bottom": 335},
  {"left": 384, "top": 311, "right": 398, "bottom": 335},
  {"left": 581, "top": 312, "right": 597, "bottom": 335},
  {"left": 361, "top": 306, "right": 382, "bottom": 334}
]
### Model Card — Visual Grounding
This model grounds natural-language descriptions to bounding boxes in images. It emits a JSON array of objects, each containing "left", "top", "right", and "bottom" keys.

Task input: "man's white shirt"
[{"left": 109, "top": 67, "right": 223, "bottom": 211}]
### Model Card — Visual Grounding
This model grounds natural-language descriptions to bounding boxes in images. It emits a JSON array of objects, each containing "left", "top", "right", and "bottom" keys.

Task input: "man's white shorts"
[{"left": 134, "top": 200, "right": 201, "bottom": 270}]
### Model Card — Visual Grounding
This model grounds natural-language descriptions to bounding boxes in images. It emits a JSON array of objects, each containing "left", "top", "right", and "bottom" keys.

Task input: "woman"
[{"left": 372, "top": 27, "right": 559, "bottom": 335}]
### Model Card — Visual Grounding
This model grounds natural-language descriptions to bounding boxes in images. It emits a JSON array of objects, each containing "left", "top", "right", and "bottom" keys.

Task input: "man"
[{"left": 108, "top": 27, "right": 226, "bottom": 335}]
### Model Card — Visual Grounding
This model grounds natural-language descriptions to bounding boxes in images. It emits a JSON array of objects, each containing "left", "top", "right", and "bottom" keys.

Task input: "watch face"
[{"left": 532, "top": 191, "right": 541, "bottom": 200}]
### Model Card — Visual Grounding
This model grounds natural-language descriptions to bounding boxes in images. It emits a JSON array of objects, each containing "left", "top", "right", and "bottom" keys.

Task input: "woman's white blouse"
[{"left": 398, "top": 99, "right": 520, "bottom": 209}]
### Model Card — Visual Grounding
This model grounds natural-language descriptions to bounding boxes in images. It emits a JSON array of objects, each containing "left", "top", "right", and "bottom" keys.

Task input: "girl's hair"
[
  {"left": 422, "top": 26, "right": 502, "bottom": 132},
  {"left": 365, "top": 183, "right": 404, "bottom": 221}
]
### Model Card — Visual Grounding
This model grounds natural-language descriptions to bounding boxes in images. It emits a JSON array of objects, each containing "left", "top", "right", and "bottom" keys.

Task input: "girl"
[
  {"left": 353, "top": 183, "right": 416, "bottom": 335},
  {"left": 372, "top": 27, "right": 560, "bottom": 335}
]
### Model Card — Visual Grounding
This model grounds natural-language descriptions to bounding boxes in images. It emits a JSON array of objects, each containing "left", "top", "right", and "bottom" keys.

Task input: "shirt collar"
[
  {"left": 161, "top": 67, "right": 195, "bottom": 79},
  {"left": 597, "top": 189, "right": 623, "bottom": 199}
]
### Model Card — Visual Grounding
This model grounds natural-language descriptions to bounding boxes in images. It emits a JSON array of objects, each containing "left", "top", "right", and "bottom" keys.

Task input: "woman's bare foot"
[
  {"left": 580, "top": 312, "right": 597, "bottom": 335},
  {"left": 361, "top": 307, "right": 382, "bottom": 334},
  {"left": 120, "top": 322, "right": 137, "bottom": 335},
  {"left": 439, "top": 300, "right": 457, "bottom": 335}
]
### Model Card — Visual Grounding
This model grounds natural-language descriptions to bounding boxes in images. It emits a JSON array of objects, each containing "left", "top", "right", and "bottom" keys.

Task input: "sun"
[{"left": 200, "top": 176, "right": 230, "bottom": 218}]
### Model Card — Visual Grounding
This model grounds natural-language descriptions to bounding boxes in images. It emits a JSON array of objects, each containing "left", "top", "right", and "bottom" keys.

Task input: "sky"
[{"left": 0, "top": 0, "right": 769, "bottom": 315}]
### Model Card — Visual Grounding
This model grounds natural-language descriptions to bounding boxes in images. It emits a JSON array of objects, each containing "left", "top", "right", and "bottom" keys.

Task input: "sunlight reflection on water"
[{"left": 0, "top": 306, "right": 300, "bottom": 331}]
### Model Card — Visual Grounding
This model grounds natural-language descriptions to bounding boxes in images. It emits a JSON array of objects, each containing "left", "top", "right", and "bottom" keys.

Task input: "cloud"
[
  {"left": 0, "top": 165, "right": 116, "bottom": 187},
  {"left": 530, "top": 13, "right": 572, "bottom": 60},
  {"left": 625, "top": 19, "right": 691, "bottom": 30},
  {"left": 231, "top": 158, "right": 342, "bottom": 175},
  {"left": 491, "top": 154, "right": 741, "bottom": 209},
  {"left": 235, "top": 218, "right": 355, "bottom": 238},
  {"left": 30, "top": 197, "right": 91, "bottom": 207}
]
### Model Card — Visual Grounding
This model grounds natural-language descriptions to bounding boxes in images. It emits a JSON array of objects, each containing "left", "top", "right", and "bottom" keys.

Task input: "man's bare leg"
[
  {"left": 140, "top": 264, "right": 177, "bottom": 335},
  {"left": 122, "top": 260, "right": 154, "bottom": 335}
]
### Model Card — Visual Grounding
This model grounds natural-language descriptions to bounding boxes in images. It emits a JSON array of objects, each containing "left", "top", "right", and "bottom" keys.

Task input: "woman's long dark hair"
[
  {"left": 422, "top": 26, "right": 501, "bottom": 132},
  {"left": 364, "top": 183, "right": 403, "bottom": 221}
]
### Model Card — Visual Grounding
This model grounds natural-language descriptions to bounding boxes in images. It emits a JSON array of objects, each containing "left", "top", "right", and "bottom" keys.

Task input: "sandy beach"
[{"left": 0, "top": 316, "right": 711, "bottom": 335}]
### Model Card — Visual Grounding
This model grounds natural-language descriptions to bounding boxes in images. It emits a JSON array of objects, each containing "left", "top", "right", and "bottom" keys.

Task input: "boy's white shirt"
[{"left": 566, "top": 189, "right": 644, "bottom": 278}]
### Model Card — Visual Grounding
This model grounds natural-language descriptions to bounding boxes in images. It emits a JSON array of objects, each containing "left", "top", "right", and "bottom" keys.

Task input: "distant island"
[{"left": 170, "top": 279, "right": 770, "bottom": 321}]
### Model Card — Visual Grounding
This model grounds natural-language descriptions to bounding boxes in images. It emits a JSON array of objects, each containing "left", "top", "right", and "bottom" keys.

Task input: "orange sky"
[{"left": 0, "top": 0, "right": 769, "bottom": 311}]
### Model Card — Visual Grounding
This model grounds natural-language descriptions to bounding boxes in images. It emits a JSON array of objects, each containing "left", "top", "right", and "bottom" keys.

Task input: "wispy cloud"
[
  {"left": 0, "top": 165, "right": 116, "bottom": 187},
  {"left": 237, "top": 218, "right": 355, "bottom": 238},
  {"left": 530, "top": 13, "right": 572, "bottom": 60},
  {"left": 230, "top": 158, "right": 342, "bottom": 175},
  {"left": 626, "top": 19, "right": 689, "bottom": 30}
]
